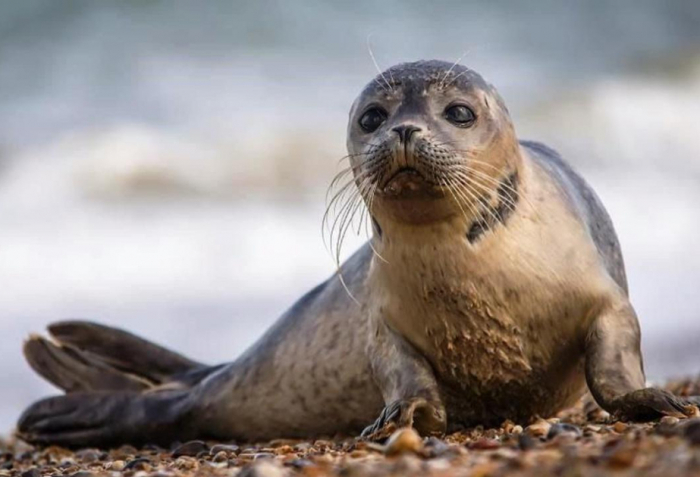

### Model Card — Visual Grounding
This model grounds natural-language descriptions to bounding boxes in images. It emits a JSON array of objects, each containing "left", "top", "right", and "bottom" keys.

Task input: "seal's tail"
[{"left": 23, "top": 320, "right": 205, "bottom": 393}]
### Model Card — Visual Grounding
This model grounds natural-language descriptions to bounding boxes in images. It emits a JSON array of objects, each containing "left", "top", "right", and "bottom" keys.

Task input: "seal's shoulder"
[{"left": 520, "top": 140, "right": 628, "bottom": 293}]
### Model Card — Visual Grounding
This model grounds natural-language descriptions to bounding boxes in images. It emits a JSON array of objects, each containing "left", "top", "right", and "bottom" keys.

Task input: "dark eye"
[
  {"left": 444, "top": 104, "right": 476, "bottom": 127},
  {"left": 359, "top": 107, "right": 388, "bottom": 133}
]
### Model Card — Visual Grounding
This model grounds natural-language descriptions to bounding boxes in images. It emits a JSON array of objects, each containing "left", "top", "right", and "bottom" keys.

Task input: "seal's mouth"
[
  {"left": 381, "top": 167, "right": 440, "bottom": 197},
  {"left": 384, "top": 167, "right": 423, "bottom": 185}
]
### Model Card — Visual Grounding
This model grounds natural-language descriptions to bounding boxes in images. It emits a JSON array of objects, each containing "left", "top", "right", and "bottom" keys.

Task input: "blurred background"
[{"left": 1, "top": 0, "right": 700, "bottom": 431}]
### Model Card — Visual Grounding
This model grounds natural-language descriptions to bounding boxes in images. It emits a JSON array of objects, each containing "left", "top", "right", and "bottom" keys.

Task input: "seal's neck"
[{"left": 370, "top": 164, "right": 522, "bottom": 255}]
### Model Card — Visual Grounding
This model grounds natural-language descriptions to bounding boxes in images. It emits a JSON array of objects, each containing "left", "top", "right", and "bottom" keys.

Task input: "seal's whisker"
[
  {"left": 366, "top": 34, "right": 392, "bottom": 92},
  {"left": 334, "top": 177, "right": 376, "bottom": 268},
  {"left": 454, "top": 168, "right": 518, "bottom": 215},
  {"left": 453, "top": 172, "right": 510, "bottom": 227},
  {"left": 322, "top": 166, "right": 379, "bottom": 256},
  {"left": 455, "top": 163, "right": 527, "bottom": 211},
  {"left": 438, "top": 50, "right": 470, "bottom": 90},
  {"left": 443, "top": 67, "right": 471, "bottom": 89},
  {"left": 439, "top": 175, "right": 475, "bottom": 229},
  {"left": 449, "top": 175, "right": 497, "bottom": 236}
]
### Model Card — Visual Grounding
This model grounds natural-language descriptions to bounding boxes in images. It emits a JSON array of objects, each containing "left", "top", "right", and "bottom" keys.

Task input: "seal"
[{"left": 17, "top": 60, "right": 700, "bottom": 448}]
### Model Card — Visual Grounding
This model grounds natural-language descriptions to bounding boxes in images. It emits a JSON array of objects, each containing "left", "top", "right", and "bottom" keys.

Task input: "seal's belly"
[{"left": 396, "top": 285, "right": 588, "bottom": 426}]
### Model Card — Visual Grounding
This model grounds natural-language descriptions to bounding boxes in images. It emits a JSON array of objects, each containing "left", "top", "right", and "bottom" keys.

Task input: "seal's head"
[{"left": 346, "top": 60, "right": 521, "bottom": 226}]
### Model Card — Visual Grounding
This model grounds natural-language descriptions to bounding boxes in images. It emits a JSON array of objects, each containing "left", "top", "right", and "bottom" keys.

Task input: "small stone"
[
  {"left": 384, "top": 428, "right": 424, "bottom": 456},
  {"left": 210, "top": 443, "right": 240, "bottom": 455},
  {"left": 511, "top": 425, "right": 523, "bottom": 435},
  {"left": 501, "top": 420, "right": 516, "bottom": 433},
  {"left": 547, "top": 423, "right": 582, "bottom": 440},
  {"left": 172, "top": 440, "right": 209, "bottom": 457},
  {"left": 424, "top": 437, "right": 451, "bottom": 457},
  {"left": 174, "top": 456, "right": 199, "bottom": 471},
  {"left": 518, "top": 433, "right": 536, "bottom": 451},
  {"left": 109, "top": 460, "right": 125, "bottom": 471},
  {"left": 470, "top": 438, "right": 500, "bottom": 450},
  {"left": 239, "top": 460, "right": 286, "bottom": 477},
  {"left": 254, "top": 452, "right": 276, "bottom": 460},
  {"left": 683, "top": 419, "right": 700, "bottom": 445},
  {"left": 74, "top": 449, "right": 100, "bottom": 464},
  {"left": 661, "top": 416, "right": 680, "bottom": 426},
  {"left": 70, "top": 472, "right": 95, "bottom": 477},
  {"left": 391, "top": 454, "right": 422, "bottom": 473},
  {"left": 212, "top": 451, "right": 229, "bottom": 463},
  {"left": 293, "top": 442, "right": 312, "bottom": 452},
  {"left": 21, "top": 469, "right": 41, "bottom": 477},
  {"left": 607, "top": 442, "right": 637, "bottom": 469},
  {"left": 612, "top": 421, "right": 628, "bottom": 433},
  {"left": 123, "top": 457, "right": 151, "bottom": 471},
  {"left": 285, "top": 458, "right": 315, "bottom": 470},
  {"left": 526, "top": 418, "right": 551, "bottom": 438}
]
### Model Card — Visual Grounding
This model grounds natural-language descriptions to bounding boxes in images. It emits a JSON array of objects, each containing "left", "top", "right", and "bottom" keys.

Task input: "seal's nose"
[{"left": 392, "top": 125, "right": 422, "bottom": 144}]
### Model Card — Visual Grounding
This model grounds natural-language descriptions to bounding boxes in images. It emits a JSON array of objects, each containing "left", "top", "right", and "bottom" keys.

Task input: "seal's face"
[{"left": 346, "top": 60, "right": 519, "bottom": 225}]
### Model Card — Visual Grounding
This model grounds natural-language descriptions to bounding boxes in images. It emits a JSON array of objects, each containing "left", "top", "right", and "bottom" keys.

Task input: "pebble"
[
  {"left": 606, "top": 442, "right": 638, "bottom": 469},
  {"left": 424, "top": 436, "right": 451, "bottom": 457},
  {"left": 546, "top": 423, "right": 582, "bottom": 440},
  {"left": 20, "top": 469, "right": 40, "bottom": 477},
  {"left": 74, "top": 449, "right": 100, "bottom": 463},
  {"left": 210, "top": 443, "right": 240, "bottom": 455},
  {"left": 212, "top": 451, "right": 229, "bottom": 463},
  {"left": 109, "top": 460, "right": 125, "bottom": 471},
  {"left": 470, "top": 438, "right": 501, "bottom": 450},
  {"left": 123, "top": 457, "right": 151, "bottom": 471},
  {"left": 172, "top": 440, "right": 209, "bottom": 457},
  {"left": 239, "top": 460, "right": 286, "bottom": 477},
  {"left": 384, "top": 428, "right": 424, "bottom": 456},
  {"left": 661, "top": 416, "right": 680, "bottom": 426},
  {"left": 254, "top": 452, "right": 276, "bottom": 460},
  {"left": 612, "top": 421, "right": 628, "bottom": 433},
  {"left": 683, "top": 419, "right": 700, "bottom": 445},
  {"left": 518, "top": 433, "right": 537, "bottom": 451},
  {"left": 526, "top": 418, "right": 551, "bottom": 438}
]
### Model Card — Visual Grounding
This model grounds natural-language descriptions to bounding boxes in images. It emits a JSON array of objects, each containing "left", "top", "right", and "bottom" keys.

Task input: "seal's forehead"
[{"left": 359, "top": 60, "right": 491, "bottom": 99}]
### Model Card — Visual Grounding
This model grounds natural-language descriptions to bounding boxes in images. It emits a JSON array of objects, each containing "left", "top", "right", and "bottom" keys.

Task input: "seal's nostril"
[{"left": 392, "top": 125, "right": 422, "bottom": 143}]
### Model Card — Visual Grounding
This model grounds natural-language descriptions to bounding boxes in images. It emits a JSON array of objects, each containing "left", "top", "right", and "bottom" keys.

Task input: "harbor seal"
[{"left": 17, "top": 60, "right": 699, "bottom": 448}]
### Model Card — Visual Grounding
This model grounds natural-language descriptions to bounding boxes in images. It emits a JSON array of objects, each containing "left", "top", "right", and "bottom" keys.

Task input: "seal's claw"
[
  {"left": 612, "top": 388, "right": 690, "bottom": 421},
  {"left": 362, "top": 397, "right": 446, "bottom": 440}
]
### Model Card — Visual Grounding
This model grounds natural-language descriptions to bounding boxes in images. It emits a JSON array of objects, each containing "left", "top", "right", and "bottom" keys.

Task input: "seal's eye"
[
  {"left": 444, "top": 104, "right": 476, "bottom": 127},
  {"left": 359, "top": 107, "right": 388, "bottom": 133}
]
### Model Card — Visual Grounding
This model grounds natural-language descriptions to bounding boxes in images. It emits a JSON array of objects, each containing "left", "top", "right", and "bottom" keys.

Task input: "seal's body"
[{"left": 18, "top": 61, "right": 697, "bottom": 447}]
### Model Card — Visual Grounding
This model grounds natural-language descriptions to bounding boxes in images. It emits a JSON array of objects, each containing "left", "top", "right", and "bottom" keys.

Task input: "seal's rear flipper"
[
  {"left": 24, "top": 336, "right": 151, "bottom": 392},
  {"left": 47, "top": 320, "right": 204, "bottom": 384},
  {"left": 17, "top": 390, "right": 197, "bottom": 448}
]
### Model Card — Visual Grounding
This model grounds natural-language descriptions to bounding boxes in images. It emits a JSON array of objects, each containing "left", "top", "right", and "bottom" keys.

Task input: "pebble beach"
[{"left": 3, "top": 378, "right": 700, "bottom": 477}]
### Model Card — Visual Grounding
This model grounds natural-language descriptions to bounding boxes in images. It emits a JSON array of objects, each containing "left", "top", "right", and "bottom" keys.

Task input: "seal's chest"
[{"left": 421, "top": 285, "right": 533, "bottom": 388}]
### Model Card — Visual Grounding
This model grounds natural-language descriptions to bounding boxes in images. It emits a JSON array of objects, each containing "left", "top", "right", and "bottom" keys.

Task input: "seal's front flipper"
[
  {"left": 363, "top": 319, "right": 446, "bottom": 438},
  {"left": 17, "top": 390, "right": 197, "bottom": 448},
  {"left": 585, "top": 300, "right": 695, "bottom": 420},
  {"left": 47, "top": 321, "right": 204, "bottom": 384},
  {"left": 361, "top": 396, "right": 445, "bottom": 438}
]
